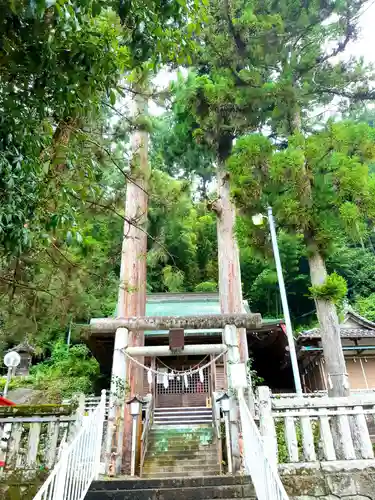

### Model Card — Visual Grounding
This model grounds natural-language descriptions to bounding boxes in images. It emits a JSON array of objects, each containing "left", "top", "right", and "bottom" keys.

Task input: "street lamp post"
[
  {"left": 252, "top": 206, "right": 303, "bottom": 395},
  {"left": 3, "top": 351, "right": 21, "bottom": 398},
  {"left": 126, "top": 396, "right": 144, "bottom": 476},
  {"left": 216, "top": 392, "right": 232, "bottom": 474}
]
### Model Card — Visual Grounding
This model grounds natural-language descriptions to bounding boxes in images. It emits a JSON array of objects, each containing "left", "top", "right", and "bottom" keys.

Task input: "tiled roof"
[{"left": 299, "top": 328, "right": 375, "bottom": 339}]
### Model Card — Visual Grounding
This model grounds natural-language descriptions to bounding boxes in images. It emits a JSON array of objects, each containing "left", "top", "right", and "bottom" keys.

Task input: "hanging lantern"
[
  {"left": 163, "top": 373, "right": 169, "bottom": 389},
  {"left": 184, "top": 373, "right": 189, "bottom": 388},
  {"left": 199, "top": 368, "right": 204, "bottom": 383},
  {"left": 147, "top": 369, "right": 153, "bottom": 387}
]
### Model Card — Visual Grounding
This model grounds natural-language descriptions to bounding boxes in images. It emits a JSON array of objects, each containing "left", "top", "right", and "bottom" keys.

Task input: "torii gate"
[{"left": 89, "top": 312, "right": 261, "bottom": 475}]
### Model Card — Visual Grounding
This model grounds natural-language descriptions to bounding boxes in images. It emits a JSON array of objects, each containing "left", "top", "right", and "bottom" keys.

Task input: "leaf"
[
  {"left": 92, "top": 2, "right": 102, "bottom": 17},
  {"left": 110, "top": 90, "right": 116, "bottom": 106},
  {"left": 66, "top": 231, "right": 73, "bottom": 244}
]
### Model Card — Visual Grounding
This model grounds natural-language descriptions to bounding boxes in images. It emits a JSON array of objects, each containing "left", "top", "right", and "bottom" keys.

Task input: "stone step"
[
  {"left": 144, "top": 470, "right": 221, "bottom": 479},
  {"left": 91, "top": 475, "right": 251, "bottom": 489},
  {"left": 147, "top": 441, "right": 214, "bottom": 451},
  {"left": 154, "top": 419, "right": 213, "bottom": 426},
  {"left": 154, "top": 413, "right": 212, "bottom": 419},
  {"left": 155, "top": 407, "right": 212, "bottom": 414},
  {"left": 147, "top": 438, "right": 216, "bottom": 453},
  {"left": 155, "top": 406, "right": 211, "bottom": 412},
  {"left": 146, "top": 448, "right": 217, "bottom": 457},
  {"left": 143, "top": 463, "right": 221, "bottom": 472},
  {"left": 149, "top": 426, "right": 214, "bottom": 435},
  {"left": 86, "top": 477, "right": 255, "bottom": 499},
  {"left": 143, "top": 458, "right": 219, "bottom": 469}
]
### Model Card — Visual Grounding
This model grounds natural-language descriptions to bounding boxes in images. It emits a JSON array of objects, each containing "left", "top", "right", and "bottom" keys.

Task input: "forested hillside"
[{"left": 1, "top": 0, "right": 375, "bottom": 398}]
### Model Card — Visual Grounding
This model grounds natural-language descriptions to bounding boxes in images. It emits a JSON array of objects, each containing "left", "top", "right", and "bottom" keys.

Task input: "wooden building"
[
  {"left": 298, "top": 310, "right": 375, "bottom": 392},
  {"left": 86, "top": 292, "right": 295, "bottom": 405}
]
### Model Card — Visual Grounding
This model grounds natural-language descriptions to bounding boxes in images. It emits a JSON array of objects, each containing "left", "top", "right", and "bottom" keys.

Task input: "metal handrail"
[
  {"left": 238, "top": 391, "right": 288, "bottom": 500},
  {"left": 212, "top": 399, "right": 223, "bottom": 474},
  {"left": 33, "top": 390, "right": 106, "bottom": 500},
  {"left": 140, "top": 395, "right": 154, "bottom": 477}
]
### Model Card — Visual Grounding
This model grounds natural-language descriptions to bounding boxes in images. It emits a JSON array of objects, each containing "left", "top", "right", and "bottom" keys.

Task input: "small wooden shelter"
[{"left": 298, "top": 309, "right": 375, "bottom": 392}]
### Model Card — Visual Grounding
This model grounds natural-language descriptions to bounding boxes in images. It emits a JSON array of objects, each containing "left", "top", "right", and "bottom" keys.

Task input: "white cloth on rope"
[{"left": 122, "top": 348, "right": 227, "bottom": 379}]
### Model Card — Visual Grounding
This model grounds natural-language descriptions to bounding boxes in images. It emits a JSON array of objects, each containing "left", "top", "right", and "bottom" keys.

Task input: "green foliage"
[
  {"left": 229, "top": 121, "right": 375, "bottom": 254},
  {"left": 246, "top": 358, "right": 264, "bottom": 388},
  {"left": 275, "top": 418, "right": 320, "bottom": 463},
  {"left": 162, "top": 266, "right": 185, "bottom": 292},
  {"left": 194, "top": 281, "right": 218, "bottom": 292},
  {"left": 328, "top": 246, "right": 375, "bottom": 300},
  {"left": 29, "top": 341, "right": 100, "bottom": 400},
  {"left": 355, "top": 294, "right": 375, "bottom": 322},
  {"left": 309, "top": 273, "right": 348, "bottom": 304}
]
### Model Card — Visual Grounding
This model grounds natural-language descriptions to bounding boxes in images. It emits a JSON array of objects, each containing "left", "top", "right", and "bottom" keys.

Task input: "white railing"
[
  {"left": 33, "top": 390, "right": 106, "bottom": 500},
  {"left": 238, "top": 390, "right": 289, "bottom": 500},
  {"left": 64, "top": 394, "right": 110, "bottom": 418},
  {"left": 140, "top": 395, "right": 154, "bottom": 477},
  {"left": 268, "top": 390, "right": 375, "bottom": 465},
  {"left": 0, "top": 403, "right": 80, "bottom": 472}
]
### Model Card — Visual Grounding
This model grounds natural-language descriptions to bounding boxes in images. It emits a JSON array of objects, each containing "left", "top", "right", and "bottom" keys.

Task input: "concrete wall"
[{"left": 280, "top": 461, "right": 375, "bottom": 500}]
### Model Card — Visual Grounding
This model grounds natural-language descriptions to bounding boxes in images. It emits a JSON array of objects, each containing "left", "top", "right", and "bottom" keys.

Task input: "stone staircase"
[
  {"left": 85, "top": 475, "right": 255, "bottom": 500},
  {"left": 154, "top": 406, "right": 213, "bottom": 426},
  {"left": 143, "top": 425, "right": 220, "bottom": 478},
  {"left": 141, "top": 406, "right": 220, "bottom": 478}
]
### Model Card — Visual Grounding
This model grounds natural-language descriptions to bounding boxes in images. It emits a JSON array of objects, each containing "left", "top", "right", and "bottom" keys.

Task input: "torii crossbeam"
[{"left": 89, "top": 312, "right": 262, "bottom": 334}]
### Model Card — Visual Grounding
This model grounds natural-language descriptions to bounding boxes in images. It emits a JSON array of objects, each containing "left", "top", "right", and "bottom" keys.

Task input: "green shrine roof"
[{"left": 144, "top": 293, "right": 250, "bottom": 336}]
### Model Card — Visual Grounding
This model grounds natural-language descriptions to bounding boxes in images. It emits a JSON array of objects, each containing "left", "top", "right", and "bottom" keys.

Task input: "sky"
[{"left": 347, "top": 2, "right": 375, "bottom": 63}]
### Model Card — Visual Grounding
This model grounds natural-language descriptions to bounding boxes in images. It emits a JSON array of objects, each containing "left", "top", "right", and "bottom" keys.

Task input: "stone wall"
[{"left": 280, "top": 461, "right": 375, "bottom": 500}]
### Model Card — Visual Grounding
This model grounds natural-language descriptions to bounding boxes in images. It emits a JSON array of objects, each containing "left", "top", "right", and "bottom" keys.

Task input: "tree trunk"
[
  {"left": 116, "top": 82, "right": 149, "bottom": 473},
  {"left": 215, "top": 154, "right": 251, "bottom": 472},
  {"left": 290, "top": 105, "right": 349, "bottom": 398},
  {"left": 216, "top": 159, "right": 248, "bottom": 363},
  {"left": 308, "top": 250, "right": 349, "bottom": 397}
]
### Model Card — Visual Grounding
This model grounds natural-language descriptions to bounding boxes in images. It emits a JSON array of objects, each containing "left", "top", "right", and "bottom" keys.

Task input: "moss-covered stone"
[
  {"left": 0, "top": 470, "right": 49, "bottom": 500},
  {"left": 0, "top": 403, "right": 75, "bottom": 417}
]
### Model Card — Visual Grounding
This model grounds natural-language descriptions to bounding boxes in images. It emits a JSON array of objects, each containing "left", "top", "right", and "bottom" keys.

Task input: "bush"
[
  {"left": 29, "top": 341, "right": 100, "bottom": 401},
  {"left": 309, "top": 272, "right": 347, "bottom": 304},
  {"left": 194, "top": 281, "right": 218, "bottom": 292},
  {"left": 355, "top": 293, "right": 375, "bottom": 322}
]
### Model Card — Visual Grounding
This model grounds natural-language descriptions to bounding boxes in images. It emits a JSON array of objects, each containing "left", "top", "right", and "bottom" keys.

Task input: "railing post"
[
  {"left": 70, "top": 393, "right": 85, "bottom": 441},
  {"left": 300, "top": 409, "right": 317, "bottom": 462},
  {"left": 53, "top": 442, "right": 68, "bottom": 500},
  {"left": 337, "top": 407, "right": 356, "bottom": 460},
  {"left": 107, "top": 327, "right": 128, "bottom": 476},
  {"left": 223, "top": 324, "right": 242, "bottom": 472},
  {"left": 284, "top": 415, "right": 299, "bottom": 462},
  {"left": 318, "top": 408, "right": 336, "bottom": 461},
  {"left": 257, "top": 386, "right": 278, "bottom": 468},
  {"left": 353, "top": 405, "right": 374, "bottom": 459},
  {"left": 94, "top": 390, "right": 106, "bottom": 480}
]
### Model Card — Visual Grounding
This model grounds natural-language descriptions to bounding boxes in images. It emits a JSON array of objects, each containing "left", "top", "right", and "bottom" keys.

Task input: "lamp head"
[
  {"left": 216, "top": 392, "right": 230, "bottom": 413},
  {"left": 252, "top": 213, "right": 265, "bottom": 226},
  {"left": 126, "top": 395, "right": 144, "bottom": 416},
  {"left": 4, "top": 351, "right": 21, "bottom": 368}
]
